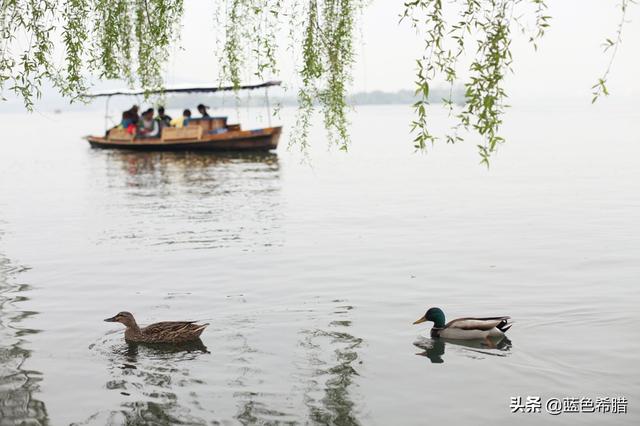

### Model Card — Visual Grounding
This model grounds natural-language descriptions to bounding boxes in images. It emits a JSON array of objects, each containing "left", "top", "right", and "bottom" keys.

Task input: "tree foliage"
[
  {"left": 402, "top": 0, "right": 551, "bottom": 165},
  {"left": 591, "top": 0, "right": 635, "bottom": 103},
  {"left": 0, "top": 0, "right": 633, "bottom": 163},
  {"left": 1, "top": 0, "right": 183, "bottom": 108}
]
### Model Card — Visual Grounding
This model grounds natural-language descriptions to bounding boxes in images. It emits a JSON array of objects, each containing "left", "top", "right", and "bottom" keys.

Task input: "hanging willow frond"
[
  {"left": 402, "top": 0, "right": 554, "bottom": 166},
  {"left": 0, "top": 0, "right": 633, "bottom": 163}
]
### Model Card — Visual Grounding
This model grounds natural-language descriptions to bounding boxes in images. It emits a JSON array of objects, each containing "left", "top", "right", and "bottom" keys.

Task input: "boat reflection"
[
  {"left": 101, "top": 150, "right": 279, "bottom": 184},
  {"left": 414, "top": 336, "right": 512, "bottom": 364},
  {"left": 90, "top": 150, "right": 282, "bottom": 250},
  {"left": 0, "top": 252, "right": 48, "bottom": 424}
]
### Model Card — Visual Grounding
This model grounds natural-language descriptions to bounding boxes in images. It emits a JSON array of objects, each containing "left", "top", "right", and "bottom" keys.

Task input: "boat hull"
[{"left": 85, "top": 126, "right": 281, "bottom": 152}]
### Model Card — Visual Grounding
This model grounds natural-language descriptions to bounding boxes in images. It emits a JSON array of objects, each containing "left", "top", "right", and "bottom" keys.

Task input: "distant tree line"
[{"left": 162, "top": 87, "right": 464, "bottom": 109}]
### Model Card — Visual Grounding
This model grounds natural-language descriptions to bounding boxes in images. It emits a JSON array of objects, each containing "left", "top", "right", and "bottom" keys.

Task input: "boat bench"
[
  {"left": 161, "top": 126, "right": 203, "bottom": 142},
  {"left": 107, "top": 128, "right": 134, "bottom": 142},
  {"left": 187, "top": 117, "right": 227, "bottom": 132}
]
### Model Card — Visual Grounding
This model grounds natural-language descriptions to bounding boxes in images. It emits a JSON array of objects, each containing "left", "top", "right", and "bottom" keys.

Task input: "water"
[{"left": 0, "top": 103, "right": 639, "bottom": 425}]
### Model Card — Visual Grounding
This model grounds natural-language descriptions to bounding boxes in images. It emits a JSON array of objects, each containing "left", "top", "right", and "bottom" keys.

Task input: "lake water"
[{"left": 0, "top": 103, "right": 638, "bottom": 425}]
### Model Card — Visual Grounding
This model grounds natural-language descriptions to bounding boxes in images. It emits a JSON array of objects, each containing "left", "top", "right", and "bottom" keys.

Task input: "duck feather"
[{"left": 446, "top": 316, "right": 510, "bottom": 331}]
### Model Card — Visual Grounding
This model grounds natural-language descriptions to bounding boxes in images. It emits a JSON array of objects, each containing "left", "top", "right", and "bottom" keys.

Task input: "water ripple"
[{"left": 0, "top": 247, "right": 48, "bottom": 424}]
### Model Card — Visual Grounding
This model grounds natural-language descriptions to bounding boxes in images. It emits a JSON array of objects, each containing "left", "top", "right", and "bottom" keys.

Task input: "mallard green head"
[{"left": 413, "top": 307, "right": 446, "bottom": 328}]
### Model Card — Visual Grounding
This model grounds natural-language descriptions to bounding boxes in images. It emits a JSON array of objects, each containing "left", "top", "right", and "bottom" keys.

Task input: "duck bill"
[
  {"left": 413, "top": 316, "right": 427, "bottom": 325},
  {"left": 104, "top": 316, "right": 117, "bottom": 322}
]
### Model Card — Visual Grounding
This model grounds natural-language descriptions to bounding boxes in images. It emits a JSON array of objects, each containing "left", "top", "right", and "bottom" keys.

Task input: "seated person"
[
  {"left": 197, "top": 104, "right": 210, "bottom": 118},
  {"left": 137, "top": 108, "right": 160, "bottom": 138},
  {"left": 169, "top": 109, "right": 192, "bottom": 128},
  {"left": 119, "top": 110, "right": 137, "bottom": 134},
  {"left": 156, "top": 106, "right": 172, "bottom": 127},
  {"left": 127, "top": 105, "right": 140, "bottom": 123}
]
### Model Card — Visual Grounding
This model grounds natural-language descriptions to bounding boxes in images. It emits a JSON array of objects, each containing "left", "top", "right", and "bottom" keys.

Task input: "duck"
[
  {"left": 413, "top": 307, "right": 512, "bottom": 341},
  {"left": 104, "top": 311, "right": 209, "bottom": 344}
]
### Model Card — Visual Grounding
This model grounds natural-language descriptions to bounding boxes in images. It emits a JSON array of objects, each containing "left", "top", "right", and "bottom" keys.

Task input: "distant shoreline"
[
  {"left": 0, "top": 88, "right": 464, "bottom": 113},
  {"left": 162, "top": 88, "right": 464, "bottom": 109}
]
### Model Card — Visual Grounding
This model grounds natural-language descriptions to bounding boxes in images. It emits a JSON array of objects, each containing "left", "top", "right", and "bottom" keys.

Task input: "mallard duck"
[
  {"left": 413, "top": 307, "right": 512, "bottom": 341},
  {"left": 104, "top": 311, "right": 209, "bottom": 344}
]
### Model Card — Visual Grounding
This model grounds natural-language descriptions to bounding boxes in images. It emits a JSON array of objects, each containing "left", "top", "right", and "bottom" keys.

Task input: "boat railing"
[
  {"left": 107, "top": 128, "right": 134, "bottom": 142},
  {"left": 105, "top": 119, "right": 256, "bottom": 142}
]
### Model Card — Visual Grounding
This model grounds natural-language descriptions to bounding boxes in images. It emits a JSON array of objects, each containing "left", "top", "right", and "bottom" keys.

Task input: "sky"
[
  {"left": 160, "top": 0, "right": 640, "bottom": 104},
  {"left": 1, "top": 0, "right": 639, "bottom": 110}
]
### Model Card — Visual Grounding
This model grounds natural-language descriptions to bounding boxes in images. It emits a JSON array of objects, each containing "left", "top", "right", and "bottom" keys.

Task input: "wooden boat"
[
  {"left": 85, "top": 81, "right": 281, "bottom": 152},
  {"left": 86, "top": 121, "right": 281, "bottom": 151}
]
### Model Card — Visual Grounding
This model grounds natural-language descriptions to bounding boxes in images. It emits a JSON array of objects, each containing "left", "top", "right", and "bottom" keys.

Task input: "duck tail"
[
  {"left": 193, "top": 323, "right": 209, "bottom": 336},
  {"left": 497, "top": 318, "right": 513, "bottom": 333}
]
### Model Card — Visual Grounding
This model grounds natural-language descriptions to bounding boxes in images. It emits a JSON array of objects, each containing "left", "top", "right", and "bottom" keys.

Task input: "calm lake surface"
[{"left": 0, "top": 103, "right": 638, "bottom": 425}]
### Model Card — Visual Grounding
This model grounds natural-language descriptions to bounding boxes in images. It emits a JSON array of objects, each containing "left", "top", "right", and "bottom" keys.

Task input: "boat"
[{"left": 84, "top": 81, "right": 281, "bottom": 152}]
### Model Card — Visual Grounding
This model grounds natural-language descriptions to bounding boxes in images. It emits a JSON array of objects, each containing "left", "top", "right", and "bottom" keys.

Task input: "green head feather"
[{"left": 425, "top": 307, "right": 446, "bottom": 328}]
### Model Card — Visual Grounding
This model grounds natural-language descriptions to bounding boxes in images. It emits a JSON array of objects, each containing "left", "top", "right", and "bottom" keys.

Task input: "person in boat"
[
  {"left": 169, "top": 109, "right": 192, "bottom": 128},
  {"left": 120, "top": 110, "right": 137, "bottom": 134},
  {"left": 127, "top": 105, "right": 140, "bottom": 123},
  {"left": 137, "top": 108, "right": 160, "bottom": 138},
  {"left": 156, "top": 106, "right": 172, "bottom": 127},
  {"left": 197, "top": 104, "right": 210, "bottom": 119}
]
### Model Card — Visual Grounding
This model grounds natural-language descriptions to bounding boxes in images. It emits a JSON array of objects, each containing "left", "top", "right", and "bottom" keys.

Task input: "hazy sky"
[{"left": 163, "top": 0, "right": 640, "bottom": 103}]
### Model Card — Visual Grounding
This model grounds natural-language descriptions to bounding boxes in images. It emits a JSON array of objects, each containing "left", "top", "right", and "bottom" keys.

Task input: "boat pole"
[
  {"left": 104, "top": 95, "right": 112, "bottom": 132},
  {"left": 265, "top": 87, "right": 272, "bottom": 127}
]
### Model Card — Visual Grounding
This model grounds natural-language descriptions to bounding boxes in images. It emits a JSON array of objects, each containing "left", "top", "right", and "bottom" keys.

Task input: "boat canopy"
[{"left": 87, "top": 80, "right": 281, "bottom": 98}]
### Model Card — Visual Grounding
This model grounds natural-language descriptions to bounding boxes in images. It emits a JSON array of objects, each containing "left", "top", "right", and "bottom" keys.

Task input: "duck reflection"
[
  {"left": 79, "top": 338, "right": 210, "bottom": 425},
  {"left": 301, "top": 301, "right": 363, "bottom": 425},
  {"left": 119, "top": 339, "right": 210, "bottom": 362},
  {"left": 414, "top": 336, "right": 512, "bottom": 364},
  {"left": 106, "top": 339, "right": 209, "bottom": 388},
  {"left": 0, "top": 253, "right": 49, "bottom": 424}
]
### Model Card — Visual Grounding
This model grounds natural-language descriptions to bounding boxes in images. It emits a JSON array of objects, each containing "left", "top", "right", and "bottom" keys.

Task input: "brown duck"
[{"left": 104, "top": 311, "right": 209, "bottom": 344}]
